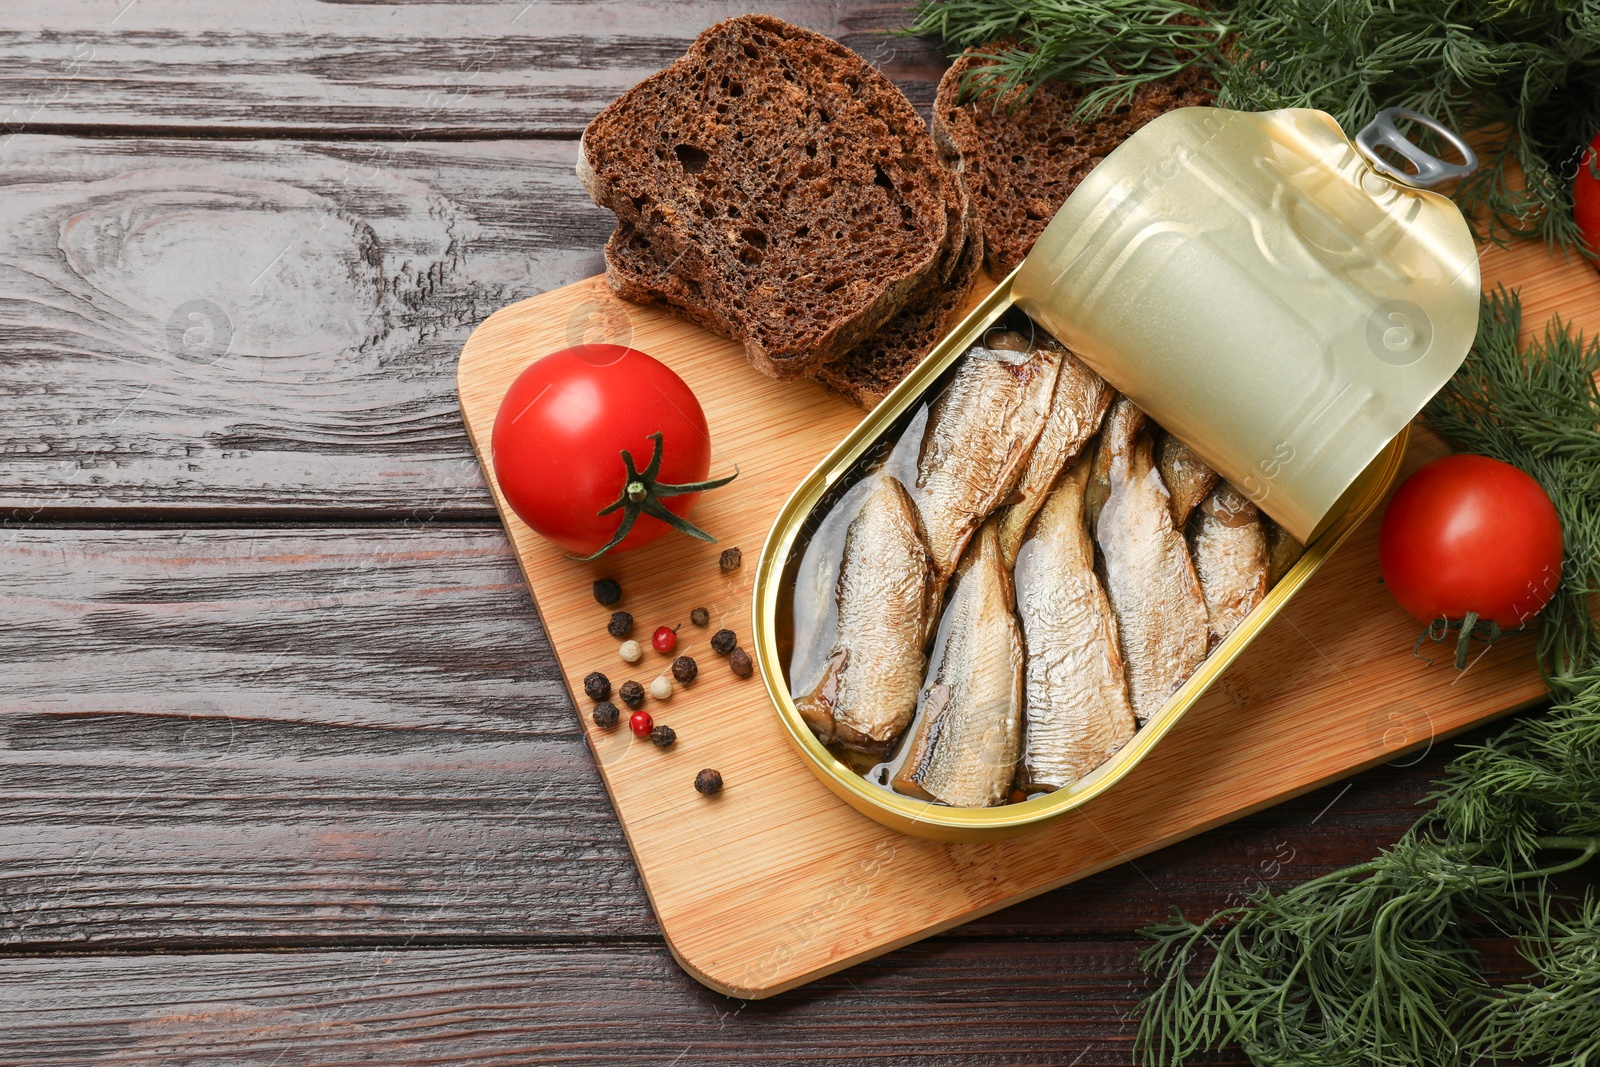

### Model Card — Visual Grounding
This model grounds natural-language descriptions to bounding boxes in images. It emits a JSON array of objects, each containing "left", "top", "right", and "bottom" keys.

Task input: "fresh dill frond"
[
  {"left": 913, "top": 0, "right": 1230, "bottom": 114},
  {"left": 1427, "top": 663, "right": 1600, "bottom": 866},
  {"left": 908, "top": 0, "right": 1600, "bottom": 252},
  {"left": 1134, "top": 834, "right": 1592, "bottom": 1067},
  {"left": 1468, "top": 893, "right": 1600, "bottom": 1066}
]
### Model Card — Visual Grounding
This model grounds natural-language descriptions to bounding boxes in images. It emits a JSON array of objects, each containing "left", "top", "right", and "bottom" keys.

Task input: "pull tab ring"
[{"left": 1355, "top": 107, "right": 1477, "bottom": 189}]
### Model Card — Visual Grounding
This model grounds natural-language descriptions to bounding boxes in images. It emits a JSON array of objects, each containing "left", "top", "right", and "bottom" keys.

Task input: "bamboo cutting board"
[{"left": 457, "top": 237, "right": 1594, "bottom": 999}]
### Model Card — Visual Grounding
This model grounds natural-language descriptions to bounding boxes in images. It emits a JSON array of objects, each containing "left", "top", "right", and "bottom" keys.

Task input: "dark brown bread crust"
[
  {"left": 606, "top": 189, "right": 981, "bottom": 409},
  {"left": 580, "top": 15, "right": 962, "bottom": 379},
  {"left": 814, "top": 221, "right": 984, "bottom": 407},
  {"left": 933, "top": 50, "right": 1215, "bottom": 276}
]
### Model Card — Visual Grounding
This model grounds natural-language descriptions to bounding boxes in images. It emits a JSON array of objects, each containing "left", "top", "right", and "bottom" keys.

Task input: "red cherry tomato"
[
  {"left": 652, "top": 625, "right": 678, "bottom": 655},
  {"left": 1575, "top": 132, "right": 1600, "bottom": 258},
  {"left": 1379, "top": 454, "right": 1563, "bottom": 631},
  {"left": 629, "top": 710, "right": 654, "bottom": 737},
  {"left": 492, "top": 344, "right": 729, "bottom": 557}
]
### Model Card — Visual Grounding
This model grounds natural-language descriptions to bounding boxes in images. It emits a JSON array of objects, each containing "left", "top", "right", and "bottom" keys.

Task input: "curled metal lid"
[{"left": 1013, "top": 106, "right": 1481, "bottom": 542}]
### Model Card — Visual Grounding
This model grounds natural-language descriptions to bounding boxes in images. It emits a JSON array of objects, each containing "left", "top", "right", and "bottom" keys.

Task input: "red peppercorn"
[
  {"left": 652, "top": 625, "right": 678, "bottom": 654},
  {"left": 629, "top": 709, "right": 654, "bottom": 737}
]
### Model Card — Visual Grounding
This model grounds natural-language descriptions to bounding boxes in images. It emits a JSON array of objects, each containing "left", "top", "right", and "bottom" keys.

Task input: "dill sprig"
[
  {"left": 1137, "top": 836, "right": 1598, "bottom": 1066},
  {"left": 908, "top": 0, "right": 1600, "bottom": 251},
  {"left": 1133, "top": 290, "right": 1600, "bottom": 1065},
  {"left": 1468, "top": 894, "right": 1600, "bottom": 1067}
]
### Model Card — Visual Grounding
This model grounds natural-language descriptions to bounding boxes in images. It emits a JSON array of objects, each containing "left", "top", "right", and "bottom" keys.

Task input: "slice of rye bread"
[
  {"left": 607, "top": 191, "right": 982, "bottom": 408},
  {"left": 813, "top": 220, "right": 984, "bottom": 407},
  {"left": 578, "top": 15, "right": 964, "bottom": 379},
  {"left": 933, "top": 49, "right": 1216, "bottom": 276}
]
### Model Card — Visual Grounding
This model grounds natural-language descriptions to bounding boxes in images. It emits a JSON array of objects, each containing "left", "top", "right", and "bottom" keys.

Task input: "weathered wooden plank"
[
  {"left": 0, "top": 2, "right": 943, "bottom": 137},
  {"left": 0, "top": 524, "right": 1511, "bottom": 948},
  {"left": 0, "top": 125, "right": 1595, "bottom": 524},
  {"left": 0, "top": 135, "right": 613, "bottom": 515},
  {"left": 0, "top": 941, "right": 1234, "bottom": 1066},
  {"left": 0, "top": 524, "right": 657, "bottom": 944}
]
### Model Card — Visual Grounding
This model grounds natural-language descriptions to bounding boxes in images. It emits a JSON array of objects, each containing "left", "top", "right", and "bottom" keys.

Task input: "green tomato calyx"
[{"left": 571, "top": 432, "right": 738, "bottom": 561}]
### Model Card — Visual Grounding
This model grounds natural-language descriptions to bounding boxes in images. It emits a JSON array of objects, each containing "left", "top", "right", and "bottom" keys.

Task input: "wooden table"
[{"left": 1, "top": 4, "right": 1590, "bottom": 1063}]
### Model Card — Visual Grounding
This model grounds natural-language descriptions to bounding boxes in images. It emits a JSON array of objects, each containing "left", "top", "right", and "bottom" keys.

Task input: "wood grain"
[
  {"left": 0, "top": 0, "right": 1592, "bottom": 1059},
  {"left": 0, "top": 2, "right": 943, "bottom": 137},
  {"left": 0, "top": 135, "right": 613, "bottom": 516},
  {"left": 456, "top": 273, "right": 1566, "bottom": 997},
  {"left": 0, "top": 932, "right": 1548, "bottom": 1066},
  {"left": 0, "top": 525, "right": 654, "bottom": 945},
  {"left": 0, "top": 141, "right": 1590, "bottom": 520},
  {"left": 0, "top": 941, "right": 1230, "bottom": 1067}
]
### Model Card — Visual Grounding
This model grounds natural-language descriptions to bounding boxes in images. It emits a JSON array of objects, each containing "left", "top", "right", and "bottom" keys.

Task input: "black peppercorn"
[
  {"left": 689, "top": 606, "right": 710, "bottom": 627},
  {"left": 592, "top": 701, "right": 619, "bottom": 729},
  {"left": 719, "top": 547, "right": 742, "bottom": 573},
  {"left": 607, "top": 611, "right": 634, "bottom": 638},
  {"left": 618, "top": 679, "right": 645, "bottom": 709},
  {"left": 710, "top": 628, "right": 737, "bottom": 655},
  {"left": 650, "top": 725, "right": 676, "bottom": 747},
  {"left": 593, "top": 578, "right": 622, "bottom": 606},
  {"left": 671, "top": 655, "right": 698, "bottom": 685},
  {"left": 695, "top": 769, "right": 723, "bottom": 795},
  {"left": 729, "top": 648, "right": 753, "bottom": 678},
  {"left": 583, "top": 671, "right": 611, "bottom": 701}
]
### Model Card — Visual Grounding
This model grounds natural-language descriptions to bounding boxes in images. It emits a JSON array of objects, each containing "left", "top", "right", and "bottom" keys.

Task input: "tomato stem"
[
  {"left": 1456, "top": 611, "right": 1480, "bottom": 669},
  {"left": 1411, "top": 611, "right": 1506, "bottom": 669},
  {"left": 571, "top": 432, "right": 738, "bottom": 561}
]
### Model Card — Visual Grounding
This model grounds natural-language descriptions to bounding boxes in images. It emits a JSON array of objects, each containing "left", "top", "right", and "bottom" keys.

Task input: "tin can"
[{"left": 753, "top": 107, "right": 1479, "bottom": 841}]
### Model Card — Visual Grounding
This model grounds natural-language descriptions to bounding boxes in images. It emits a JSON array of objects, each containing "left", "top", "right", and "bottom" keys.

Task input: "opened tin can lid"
[{"left": 1012, "top": 106, "right": 1481, "bottom": 543}]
